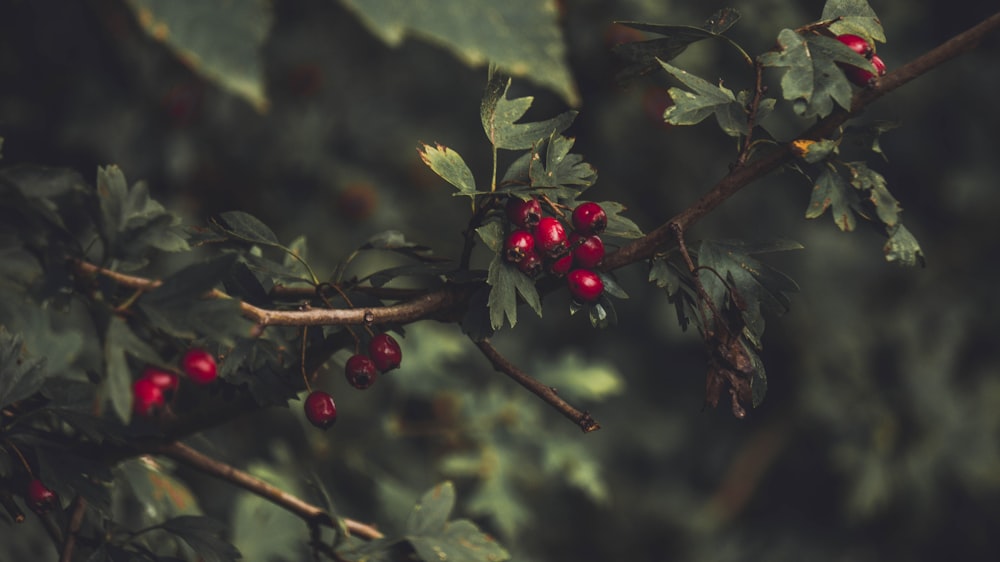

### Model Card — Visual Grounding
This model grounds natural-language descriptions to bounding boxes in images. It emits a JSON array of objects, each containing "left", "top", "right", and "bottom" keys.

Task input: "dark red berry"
[
  {"left": 571, "top": 202, "right": 608, "bottom": 235},
  {"left": 142, "top": 367, "right": 179, "bottom": 395},
  {"left": 571, "top": 233, "right": 605, "bottom": 269},
  {"left": 133, "top": 377, "right": 165, "bottom": 417},
  {"left": 504, "top": 230, "right": 536, "bottom": 264},
  {"left": 345, "top": 354, "right": 377, "bottom": 389},
  {"left": 549, "top": 253, "right": 573, "bottom": 276},
  {"left": 517, "top": 251, "right": 544, "bottom": 277},
  {"left": 368, "top": 333, "right": 402, "bottom": 373},
  {"left": 26, "top": 479, "right": 57, "bottom": 513},
  {"left": 506, "top": 197, "right": 542, "bottom": 229},
  {"left": 304, "top": 390, "right": 338, "bottom": 429},
  {"left": 843, "top": 54, "right": 886, "bottom": 86},
  {"left": 567, "top": 269, "right": 604, "bottom": 303},
  {"left": 534, "top": 217, "right": 568, "bottom": 259},
  {"left": 835, "top": 33, "right": 872, "bottom": 58},
  {"left": 182, "top": 349, "right": 217, "bottom": 385}
]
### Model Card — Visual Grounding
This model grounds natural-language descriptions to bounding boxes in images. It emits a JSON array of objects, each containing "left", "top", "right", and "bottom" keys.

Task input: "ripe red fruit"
[
  {"left": 182, "top": 349, "right": 217, "bottom": 385},
  {"left": 571, "top": 233, "right": 605, "bottom": 268},
  {"left": 835, "top": 33, "right": 872, "bottom": 58},
  {"left": 26, "top": 479, "right": 57, "bottom": 513},
  {"left": 534, "top": 217, "right": 568, "bottom": 259},
  {"left": 504, "top": 230, "right": 536, "bottom": 264},
  {"left": 549, "top": 253, "right": 573, "bottom": 276},
  {"left": 572, "top": 202, "right": 607, "bottom": 235},
  {"left": 567, "top": 269, "right": 604, "bottom": 303},
  {"left": 304, "top": 390, "right": 338, "bottom": 429},
  {"left": 345, "top": 354, "right": 378, "bottom": 389},
  {"left": 133, "top": 377, "right": 165, "bottom": 417},
  {"left": 506, "top": 197, "right": 542, "bottom": 229},
  {"left": 517, "top": 250, "right": 544, "bottom": 277},
  {"left": 843, "top": 54, "right": 886, "bottom": 86},
  {"left": 141, "top": 367, "right": 179, "bottom": 395},
  {"left": 368, "top": 333, "right": 402, "bottom": 373}
]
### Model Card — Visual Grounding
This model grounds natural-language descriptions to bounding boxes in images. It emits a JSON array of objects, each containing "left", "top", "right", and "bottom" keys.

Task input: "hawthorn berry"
[
  {"left": 181, "top": 349, "right": 217, "bottom": 384},
  {"left": 534, "top": 217, "right": 568, "bottom": 259},
  {"left": 369, "top": 333, "right": 402, "bottom": 373},
  {"left": 843, "top": 54, "right": 886, "bottom": 86},
  {"left": 504, "top": 229, "right": 536, "bottom": 264},
  {"left": 304, "top": 390, "right": 338, "bottom": 429},
  {"left": 570, "top": 233, "right": 605, "bottom": 269},
  {"left": 506, "top": 197, "right": 542, "bottom": 229},
  {"left": 571, "top": 202, "right": 607, "bottom": 235},
  {"left": 345, "top": 354, "right": 378, "bottom": 389},
  {"left": 517, "top": 250, "right": 544, "bottom": 277},
  {"left": 133, "top": 377, "right": 165, "bottom": 417},
  {"left": 549, "top": 253, "right": 573, "bottom": 276},
  {"left": 835, "top": 33, "right": 872, "bottom": 58},
  {"left": 567, "top": 269, "right": 604, "bottom": 303},
  {"left": 141, "top": 367, "right": 179, "bottom": 395},
  {"left": 26, "top": 479, "right": 57, "bottom": 513}
]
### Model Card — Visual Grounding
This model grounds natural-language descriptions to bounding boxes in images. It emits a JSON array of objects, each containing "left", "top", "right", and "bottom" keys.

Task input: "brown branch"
[
  {"left": 150, "top": 442, "right": 384, "bottom": 541},
  {"left": 474, "top": 339, "right": 600, "bottom": 433},
  {"left": 602, "top": 10, "right": 1000, "bottom": 271},
  {"left": 59, "top": 496, "right": 87, "bottom": 562}
]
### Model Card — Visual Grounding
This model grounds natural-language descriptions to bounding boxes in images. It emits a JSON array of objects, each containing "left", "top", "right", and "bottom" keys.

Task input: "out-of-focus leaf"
[
  {"left": 35, "top": 442, "right": 114, "bottom": 517},
  {"left": 405, "top": 481, "right": 455, "bottom": 536},
  {"left": 104, "top": 317, "right": 135, "bottom": 424},
  {"left": 160, "top": 516, "right": 242, "bottom": 562},
  {"left": 883, "top": 224, "right": 925, "bottom": 267},
  {"left": 143, "top": 254, "right": 238, "bottom": 304},
  {"left": 418, "top": 143, "right": 477, "bottom": 197},
  {"left": 541, "top": 440, "right": 609, "bottom": 504},
  {"left": 822, "top": 0, "right": 886, "bottom": 43},
  {"left": 232, "top": 462, "right": 304, "bottom": 562},
  {"left": 0, "top": 328, "right": 46, "bottom": 409},
  {"left": 806, "top": 165, "right": 860, "bottom": 231},
  {"left": 535, "top": 352, "right": 625, "bottom": 402},
  {"left": 360, "top": 230, "right": 440, "bottom": 262},
  {"left": 481, "top": 74, "right": 577, "bottom": 150},
  {"left": 467, "top": 474, "right": 530, "bottom": 539},
  {"left": 117, "top": 457, "right": 200, "bottom": 528},
  {"left": 341, "top": 0, "right": 578, "bottom": 106},
  {"left": 410, "top": 519, "right": 510, "bottom": 562},
  {"left": 126, "top": 0, "right": 272, "bottom": 112},
  {"left": 212, "top": 211, "right": 280, "bottom": 246}
]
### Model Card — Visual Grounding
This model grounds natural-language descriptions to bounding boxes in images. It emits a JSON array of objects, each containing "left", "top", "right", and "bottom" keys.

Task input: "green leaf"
[
  {"left": 213, "top": 210, "right": 280, "bottom": 246},
  {"left": 883, "top": 224, "right": 925, "bottom": 267},
  {"left": 467, "top": 475, "right": 530, "bottom": 539},
  {"left": 418, "top": 143, "right": 477, "bottom": 197},
  {"left": 231, "top": 462, "right": 305, "bottom": 561},
  {"left": 0, "top": 328, "right": 47, "bottom": 409},
  {"left": 541, "top": 440, "right": 610, "bottom": 504},
  {"left": 342, "top": 0, "right": 578, "bottom": 106},
  {"left": 791, "top": 138, "right": 840, "bottom": 163},
  {"left": 485, "top": 253, "right": 542, "bottom": 330},
  {"left": 126, "top": 0, "right": 272, "bottom": 112},
  {"left": 760, "top": 30, "right": 870, "bottom": 118},
  {"left": 806, "top": 165, "right": 860, "bottom": 231},
  {"left": 528, "top": 134, "right": 597, "bottom": 191},
  {"left": 104, "top": 317, "right": 135, "bottom": 424},
  {"left": 410, "top": 519, "right": 510, "bottom": 562},
  {"left": 822, "top": 0, "right": 886, "bottom": 44},
  {"left": 536, "top": 352, "right": 625, "bottom": 403},
  {"left": 658, "top": 62, "right": 743, "bottom": 135},
  {"left": 405, "top": 481, "right": 455, "bottom": 536},
  {"left": 475, "top": 221, "right": 504, "bottom": 253},
  {"left": 697, "top": 239, "right": 802, "bottom": 326},
  {"left": 598, "top": 201, "right": 644, "bottom": 239},
  {"left": 648, "top": 258, "right": 698, "bottom": 331},
  {"left": 144, "top": 254, "right": 238, "bottom": 304},
  {"left": 843, "top": 161, "right": 900, "bottom": 227},
  {"left": 481, "top": 75, "right": 577, "bottom": 150},
  {"left": 160, "top": 516, "right": 242, "bottom": 562},
  {"left": 35, "top": 442, "right": 114, "bottom": 517}
]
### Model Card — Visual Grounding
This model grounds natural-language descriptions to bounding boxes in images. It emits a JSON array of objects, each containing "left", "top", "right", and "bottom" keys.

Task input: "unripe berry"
[
  {"left": 534, "top": 217, "right": 568, "bottom": 259},
  {"left": 517, "top": 250, "right": 544, "bottom": 277},
  {"left": 133, "top": 377, "right": 165, "bottom": 417},
  {"left": 570, "top": 233, "right": 605, "bottom": 269},
  {"left": 26, "top": 479, "right": 57, "bottom": 513},
  {"left": 304, "top": 390, "right": 337, "bottom": 429},
  {"left": 571, "top": 202, "right": 607, "bottom": 235},
  {"left": 504, "top": 230, "right": 536, "bottom": 264},
  {"left": 345, "top": 354, "right": 377, "bottom": 389},
  {"left": 567, "top": 269, "right": 604, "bottom": 303},
  {"left": 142, "top": 367, "right": 179, "bottom": 395},
  {"left": 181, "top": 349, "right": 217, "bottom": 384},
  {"left": 506, "top": 197, "right": 542, "bottom": 229},
  {"left": 549, "top": 253, "right": 573, "bottom": 277},
  {"left": 835, "top": 33, "right": 872, "bottom": 58},
  {"left": 368, "top": 333, "right": 402, "bottom": 373}
]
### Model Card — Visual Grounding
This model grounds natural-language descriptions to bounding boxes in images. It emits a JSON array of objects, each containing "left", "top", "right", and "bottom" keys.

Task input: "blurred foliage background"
[{"left": 2, "top": 0, "right": 1000, "bottom": 560}]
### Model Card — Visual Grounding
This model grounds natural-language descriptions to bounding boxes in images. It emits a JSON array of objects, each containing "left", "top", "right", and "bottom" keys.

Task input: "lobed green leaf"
[
  {"left": 418, "top": 143, "right": 478, "bottom": 197},
  {"left": 481, "top": 74, "right": 576, "bottom": 150}
]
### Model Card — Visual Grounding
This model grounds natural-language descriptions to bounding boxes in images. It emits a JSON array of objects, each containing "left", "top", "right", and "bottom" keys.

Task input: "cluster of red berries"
[
  {"left": 303, "top": 333, "right": 402, "bottom": 430},
  {"left": 132, "top": 348, "right": 217, "bottom": 417},
  {"left": 836, "top": 33, "right": 887, "bottom": 86},
  {"left": 504, "top": 197, "right": 608, "bottom": 304}
]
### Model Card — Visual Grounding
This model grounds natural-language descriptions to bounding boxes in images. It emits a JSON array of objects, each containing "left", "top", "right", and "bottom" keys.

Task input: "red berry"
[
  {"left": 572, "top": 202, "right": 607, "bottom": 235},
  {"left": 534, "top": 217, "right": 568, "bottom": 259},
  {"left": 345, "top": 354, "right": 377, "bottom": 389},
  {"left": 549, "top": 253, "right": 573, "bottom": 276},
  {"left": 304, "top": 390, "right": 337, "bottom": 429},
  {"left": 843, "top": 54, "right": 886, "bottom": 86},
  {"left": 141, "top": 367, "right": 179, "bottom": 395},
  {"left": 182, "top": 349, "right": 217, "bottom": 384},
  {"left": 133, "top": 377, "right": 165, "bottom": 417},
  {"left": 506, "top": 197, "right": 542, "bottom": 229},
  {"left": 26, "top": 479, "right": 57, "bottom": 513},
  {"left": 504, "top": 230, "right": 536, "bottom": 264},
  {"left": 567, "top": 269, "right": 604, "bottom": 303},
  {"left": 368, "top": 333, "right": 402, "bottom": 373},
  {"left": 517, "top": 250, "right": 544, "bottom": 277},
  {"left": 570, "top": 233, "right": 605, "bottom": 268},
  {"left": 871, "top": 54, "right": 887, "bottom": 76},
  {"left": 835, "top": 33, "right": 872, "bottom": 58}
]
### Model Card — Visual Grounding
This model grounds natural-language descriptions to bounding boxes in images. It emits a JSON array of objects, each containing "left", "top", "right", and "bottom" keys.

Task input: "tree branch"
[
  {"left": 59, "top": 496, "right": 87, "bottom": 562},
  {"left": 149, "top": 442, "right": 384, "bottom": 541},
  {"left": 473, "top": 339, "right": 601, "bottom": 432}
]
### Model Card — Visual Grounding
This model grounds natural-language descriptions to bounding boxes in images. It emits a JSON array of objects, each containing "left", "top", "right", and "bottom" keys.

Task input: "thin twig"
[
  {"left": 59, "top": 496, "right": 87, "bottom": 562},
  {"left": 474, "top": 339, "right": 600, "bottom": 432},
  {"left": 735, "top": 60, "right": 766, "bottom": 168},
  {"left": 151, "top": 442, "right": 384, "bottom": 541}
]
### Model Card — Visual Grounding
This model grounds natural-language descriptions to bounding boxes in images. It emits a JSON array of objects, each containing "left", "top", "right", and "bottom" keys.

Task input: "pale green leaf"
[
  {"left": 883, "top": 224, "right": 925, "bottom": 267},
  {"left": 418, "top": 143, "right": 477, "bottom": 197},
  {"left": 658, "top": 61, "right": 740, "bottom": 130},
  {"left": 822, "top": 0, "right": 886, "bottom": 43}
]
